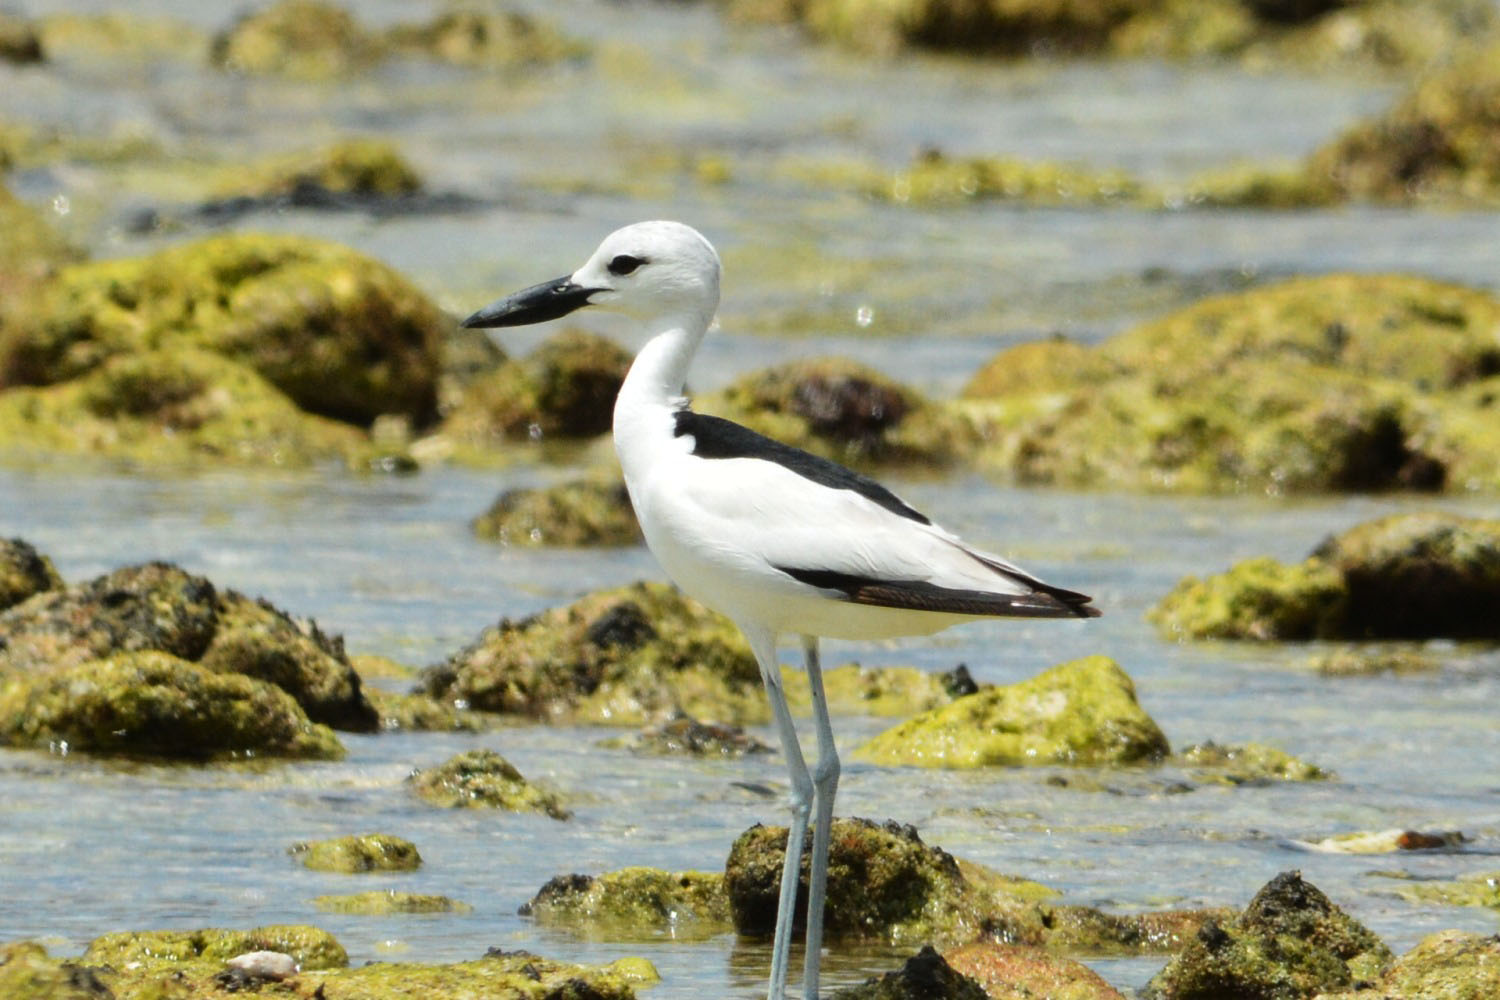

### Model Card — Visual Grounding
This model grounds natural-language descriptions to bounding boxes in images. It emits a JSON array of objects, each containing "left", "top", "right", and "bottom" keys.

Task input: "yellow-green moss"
[
  {"left": 473, "top": 478, "right": 642, "bottom": 548},
  {"left": 408, "top": 748, "right": 571, "bottom": 820},
  {"left": 211, "top": 0, "right": 382, "bottom": 79},
  {"left": 0, "top": 538, "right": 61, "bottom": 611},
  {"left": 781, "top": 662, "right": 971, "bottom": 718},
  {"left": 85, "top": 924, "right": 346, "bottom": 971},
  {"left": 523, "top": 867, "right": 733, "bottom": 940},
  {"left": 1370, "top": 930, "right": 1500, "bottom": 999},
  {"left": 36, "top": 12, "right": 208, "bottom": 65},
  {"left": 208, "top": 139, "right": 423, "bottom": 200},
  {"left": 365, "top": 687, "right": 490, "bottom": 732},
  {"left": 313, "top": 891, "right": 472, "bottom": 915},
  {"left": 1175, "top": 741, "right": 1332, "bottom": 783},
  {"left": 1149, "top": 556, "right": 1348, "bottom": 640},
  {"left": 0, "top": 650, "right": 345, "bottom": 760},
  {"left": 292, "top": 833, "right": 421, "bottom": 873},
  {"left": 0, "top": 184, "right": 82, "bottom": 302},
  {"left": 384, "top": 9, "right": 584, "bottom": 68},
  {"left": 855, "top": 655, "right": 1168, "bottom": 769}
]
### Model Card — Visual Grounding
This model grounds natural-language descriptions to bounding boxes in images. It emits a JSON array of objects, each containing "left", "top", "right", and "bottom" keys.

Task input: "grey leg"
[
  {"left": 800, "top": 635, "right": 839, "bottom": 1000},
  {"left": 743, "top": 624, "right": 812, "bottom": 1000}
]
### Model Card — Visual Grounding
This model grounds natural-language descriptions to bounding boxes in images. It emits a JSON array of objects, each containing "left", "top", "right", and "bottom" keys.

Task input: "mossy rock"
[
  {"left": 1174, "top": 741, "right": 1332, "bottom": 784},
  {"left": 365, "top": 687, "right": 490, "bottom": 732},
  {"left": 1041, "top": 905, "right": 1236, "bottom": 957},
  {"left": 0, "top": 650, "right": 345, "bottom": 760},
  {"left": 83, "top": 924, "right": 347, "bottom": 971},
  {"left": 0, "top": 183, "right": 83, "bottom": 302},
  {"left": 421, "top": 580, "right": 765, "bottom": 726},
  {"left": 697, "top": 356, "right": 973, "bottom": 468},
  {"left": 855, "top": 655, "right": 1169, "bottom": 768},
  {"left": 0, "top": 940, "right": 99, "bottom": 1000},
  {"left": 1, "top": 232, "right": 447, "bottom": 430},
  {"left": 962, "top": 337, "right": 1122, "bottom": 400},
  {"left": 1394, "top": 872, "right": 1500, "bottom": 911},
  {"left": 292, "top": 833, "right": 421, "bottom": 873},
  {"left": 830, "top": 945, "right": 990, "bottom": 1000},
  {"left": 441, "top": 328, "right": 631, "bottom": 446},
  {"left": 724, "top": 817, "right": 1049, "bottom": 948},
  {"left": 35, "top": 13, "right": 208, "bottom": 65},
  {"left": 298, "top": 952, "right": 646, "bottom": 998},
  {"left": 0, "top": 561, "right": 377, "bottom": 730},
  {"left": 208, "top": 139, "right": 423, "bottom": 201},
  {"left": 384, "top": 9, "right": 584, "bottom": 68},
  {"left": 600, "top": 714, "right": 770, "bottom": 756},
  {"left": 965, "top": 274, "right": 1500, "bottom": 494},
  {"left": 313, "top": 890, "right": 472, "bottom": 915},
  {"left": 1150, "top": 512, "right": 1500, "bottom": 640},
  {"left": 1143, "top": 870, "right": 1392, "bottom": 1000},
  {"left": 943, "top": 940, "right": 1126, "bottom": 1000},
  {"left": 473, "top": 478, "right": 642, "bottom": 547},
  {"left": 522, "top": 867, "right": 733, "bottom": 940},
  {"left": 1368, "top": 930, "right": 1500, "bottom": 1000},
  {"left": 878, "top": 149, "right": 1143, "bottom": 206},
  {"left": 211, "top": 0, "right": 383, "bottom": 79},
  {"left": 783, "top": 662, "right": 978, "bottom": 718},
  {"left": 0, "top": 538, "right": 61, "bottom": 612},
  {"left": 408, "top": 748, "right": 571, "bottom": 820},
  {"left": 1309, "top": 42, "right": 1500, "bottom": 206},
  {"left": 1308, "top": 644, "right": 1438, "bottom": 675},
  {"left": 0, "top": 13, "right": 42, "bottom": 64}
]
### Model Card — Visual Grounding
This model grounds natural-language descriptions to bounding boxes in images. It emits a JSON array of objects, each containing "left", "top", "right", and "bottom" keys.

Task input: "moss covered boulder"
[
  {"left": 697, "top": 356, "right": 971, "bottom": 468},
  {"left": 421, "top": 580, "right": 765, "bottom": 725},
  {"left": 0, "top": 183, "right": 82, "bottom": 302},
  {"left": 208, "top": 138, "right": 423, "bottom": 202},
  {"left": 35, "top": 13, "right": 208, "bottom": 66},
  {"left": 601, "top": 714, "right": 770, "bottom": 757},
  {"left": 313, "top": 890, "right": 471, "bottom": 915},
  {"left": 1309, "top": 43, "right": 1500, "bottom": 207},
  {"left": 1363, "top": 930, "right": 1500, "bottom": 1000},
  {"left": 293, "top": 833, "right": 421, "bottom": 873},
  {"left": 442, "top": 328, "right": 631, "bottom": 447},
  {"left": 1, "top": 232, "right": 447, "bottom": 429},
  {"left": 474, "top": 478, "right": 641, "bottom": 547},
  {"left": 1151, "top": 512, "right": 1500, "bottom": 640},
  {"left": 1143, "top": 870, "right": 1391, "bottom": 1000},
  {"left": 408, "top": 748, "right": 571, "bottom": 820},
  {"left": 785, "top": 662, "right": 978, "bottom": 718},
  {"left": 384, "top": 9, "right": 583, "bottom": 68},
  {"left": 0, "top": 650, "right": 345, "bottom": 759},
  {"left": 211, "top": 0, "right": 382, "bottom": 78},
  {"left": 964, "top": 274, "right": 1500, "bottom": 494},
  {"left": 84, "top": 924, "right": 347, "bottom": 971},
  {"left": 0, "top": 538, "right": 61, "bottom": 611},
  {"left": 855, "top": 656, "right": 1168, "bottom": 768},
  {"left": 0, "top": 561, "right": 377, "bottom": 731},
  {"left": 943, "top": 940, "right": 1125, "bottom": 1000},
  {"left": 522, "top": 867, "right": 733, "bottom": 939}
]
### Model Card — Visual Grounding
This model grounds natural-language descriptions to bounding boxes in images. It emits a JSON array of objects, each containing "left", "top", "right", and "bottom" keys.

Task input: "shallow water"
[{"left": 3, "top": 1, "right": 1500, "bottom": 996}]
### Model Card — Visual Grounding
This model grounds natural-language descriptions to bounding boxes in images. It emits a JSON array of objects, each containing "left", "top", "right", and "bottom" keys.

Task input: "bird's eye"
[{"left": 608, "top": 254, "right": 646, "bottom": 276}]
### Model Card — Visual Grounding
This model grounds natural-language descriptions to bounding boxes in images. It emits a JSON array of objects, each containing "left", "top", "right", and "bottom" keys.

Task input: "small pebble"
[{"left": 226, "top": 950, "right": 299, "bottom": 980}]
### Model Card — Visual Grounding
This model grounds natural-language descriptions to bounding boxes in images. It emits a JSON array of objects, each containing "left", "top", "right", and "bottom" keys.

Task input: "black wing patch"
[
  {"left": 673, "top": 410, "right": 930, "bottom": 525},
  {"left": 776, "top": 566, "right": 1101, "bottom": 620}
]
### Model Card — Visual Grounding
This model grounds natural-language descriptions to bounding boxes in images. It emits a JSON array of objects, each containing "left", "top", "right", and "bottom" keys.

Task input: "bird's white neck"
[{"left": 613, "top": 313, "right": 711, "bottom": 482}]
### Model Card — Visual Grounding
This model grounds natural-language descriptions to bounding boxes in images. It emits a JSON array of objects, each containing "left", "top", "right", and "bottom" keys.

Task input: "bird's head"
[{"left": 461, "top": 220, "right": 721, "bottom": 331}]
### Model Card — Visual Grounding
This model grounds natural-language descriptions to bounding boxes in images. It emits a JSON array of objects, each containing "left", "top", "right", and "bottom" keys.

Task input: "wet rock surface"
[
  {"left": 291, "top": 833, "right": 422, "bottom": 873},
  {"left": 522, "top": 867, "right": 733, "bottom": 939},
  {"left": 0, "top": 537, "right": 61, "bottom": 611},
  {"left": 943, "top": 940, "right": 1126, "bottom": 1000},
  {"left": 407, "top": 748, "right": 571, "bottom": 820},
  {"left": 828, "top": 944, "right": 989, "bottom": 1000},
  {"left": 600, "top": 713, "right": 771, "bottom": 756},
  {"left": 1174, "top": 741, "right": 1332, "bottom": 784},
  {"left": 855, "top": 655, "right": 1170, "bottom": 768},
  {"left": 1151, "top": 511, "right": 1500, "bottom": 640},
  {"left": 473, "top": 478, "right": 642, "bottom": 548}
]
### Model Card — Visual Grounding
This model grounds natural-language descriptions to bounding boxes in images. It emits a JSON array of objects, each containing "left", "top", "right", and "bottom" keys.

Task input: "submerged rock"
[
  {"left": 1175, "top": 741, "right": 1332, "bottom": 784},
  {"left": 522, "top": 867, "right": 733, "bottom": 939},
  {"left": 601, "top": 714, "right": 771, "bottom": 757},
  {"left": 1151, "top": 512, "right": 1500, "bottom": 640},
  {"left": 855, "top": 655, "right": 1169, "bottom": 768},
  {"left": 698, "top": 356, "right": 972, "bottom": 468},
  {"left": 313, "top": 890, "right": 472, "bottom": 915},
  {"left": 1301, "top": 829, "right": 1467, "bottom": 854},
  {"left": 829, "top": 945, "right": 989, "bottom": 1000},
  {"left": 473, "top": 478, "right": 642, "bottom": 548},
  {"left": 408, "top": 748, "right": 571, "bottom": 820},
  {"left": 0, "top": 650, "right": 345, "bottom": 760},
  {"left": 292, "top": 833, "right": 422, "bottom": 873},
  {"left": 421, "top": 580, "right": 764, "bottom": 725},
  {"left": 1308, "top": 644, "right": 1439, "bottom": 676},
  {"left": 964, "top": 274, "right": 1500, "bottom": 494},
  {"left": 0, "top": 538, "right": 61, "bottom": 611},
  {"left": 1143, "top": 870, "right": 1391, "bottom": 999},
  {"left": 0, "top": 561, "right": 377, "bottom": 732},
  {"left": 943, "top": 940, "right": 1125, "bottom": 1000}
]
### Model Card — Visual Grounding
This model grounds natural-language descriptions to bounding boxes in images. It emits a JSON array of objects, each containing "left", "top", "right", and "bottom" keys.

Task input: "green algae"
[
  {"left": 365, "top": 687, "right": 491, "bottom": 732},
  {"left": 855, "top": 655, "right": 1169, "bottom": 769},
  {"left": 1309, "top": 644, "right": 1439, "bottom": 675},
  {"left": 296, "top": 952, "right": 646, "bottom": 999},
  {"left": 36, "top": 12, "right": 207, "bottom": 65},
  {"left": 1392, "top": 871, "right": 1500, "bottom": 910},
  {"left": 422, "top": 580, "right": 766, "bottom": 726},
  {"left": 473, "top": 478, "right": 642, "bottom": 548},
  {"left": 0, "top": 538, "right": 61, "bottom": 611},
  {"left": 961, "top": 337, "right": 1121, "bottom": 401},
  {"left": 1174, "top": 741, "right": 1332, "bottom": 784},
  {"left": 292, "top": 833, "right": 422, "bottom": 873},
  {"left": 1151, "top": 511, "right": 1500, "bottom": 640},
  {"left": 781, "top": 662, "right": 973, "bottom": 718},
  {"left": 1371, "top": 930, "right": 1500, "bottom": 1000},
  {"left": 208, "top": 139, "right": 423, "bottom": 200},
  {"left": 83, "top": 924, "right": 347, "bottom": 971},
  {"left": 1143, "top": 870, "right": 1392, "bottom": 1000},
  {"left": 408, "top": 748, "right": 571, "bottom": 820},
  {"left": 523, "top": 867, "right": 733, "bottom": 940},
  {"left": 313, "top": 890, "right": 472, "bottom": 915},
  {"left": 0, "top": 650, "right": 345, "bottom": 760},
  {"left": 0, "top": 184, "right": 82, "bottom": 302}
]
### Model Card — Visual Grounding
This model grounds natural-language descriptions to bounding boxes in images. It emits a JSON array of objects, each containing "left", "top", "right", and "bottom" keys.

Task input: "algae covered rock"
[
  {"left": 293, "top": 833, "right": 422, "bottom": 873},
  {"left": 1151, "top": 512, "right": 1500, "bottom": 640},
  {"left": 421, "top": 580, "right": 764, "bottom": 725},
  {"left": 84, "top": 923, "right": 348, "bottom": 971},
  {"left": 0, "top": 183, "right": 82, "bottom": 302},
  {"left": 298, "top": 951, "right": 645, "bottom": 998},
  {"left": 0, "top": 232, "right": 448, "bottom": 429},
  {"left": 1369, "top": 930, "right": 1500, "bottom": 1000},
  {"left": 384, "top": 9, "right": 583, "bottom": 68},
  {"left": 966, "top": 274, "right": 1500, "bottom": 494},
  {"left": 365, "top": 687, "right": 490, "bottom": 732},
  {"left": 855, "top": 655, "right": 1168, "bottom": 769},
  {"left": 208, "top": 138, "right": 423, "bottom": 202},
  {"left": 1175, "top": 741, "right": 1331, "bottom": 784},
  {"left": 1143, "top": 870, "right": 1391, "bottom": 1000},
  {"left": 0, "top": 12, "right": 43, "bottom": 64},
  {"left": 408, "top": 748, "right": 571, "bottom": 820},
  {"left": 0, "top": 941, "right": 99, "bottom": 1000},
  {"left": 829, "top": 945, "right": 989, "bottom": 1000},
  {"left": 522, "top": 867, "right": 733, "bottom": 939},
  {"left": 1392, "top": 870, "right": 1500, "bottom": 909},
  {"left": 313, "top": 890, "right": 472, "bottom": 915},
  {"left": 0, "top": 538, "right": 61, "bottom": 611},
  {"left": 473, "top": 478, "right": 642, "bottom": 547},
  {"left": 943, "top": 940, "right": 1125, "bottom": 1000},
  {"left": 211, "top": 0, "right": 382, "bottom": 78},
  {"left": 442, "top": 328, "right": 631, "bottom": 445},
  {"left": 698, "top": 356, "right": 970, "bottom": 468},
  {"left": 601, "top": 714, "right": 770, "bottom": 757},
  {"left": 0, "top": 650, "right": 346, "bottom": 760}
]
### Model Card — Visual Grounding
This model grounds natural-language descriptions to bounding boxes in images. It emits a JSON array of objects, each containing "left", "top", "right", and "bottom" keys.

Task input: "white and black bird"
[{"left": 462, "top": 221, "right": 1099, "bottom": 1000}]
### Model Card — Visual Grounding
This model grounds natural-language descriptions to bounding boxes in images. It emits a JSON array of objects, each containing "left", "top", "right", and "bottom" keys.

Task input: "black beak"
[{"left": 460, "top": 275, "right": 598, "bottom": 329}]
